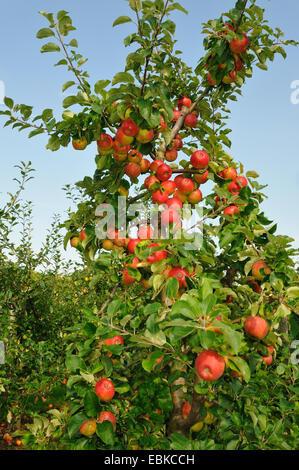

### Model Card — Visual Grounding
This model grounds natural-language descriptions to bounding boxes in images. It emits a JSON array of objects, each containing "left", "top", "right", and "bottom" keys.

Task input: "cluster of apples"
[
  {"left": 172, "top": 95, "right": 198, "bottom": 128},
  {"left": 216, "top": 166, "right": 248, "bottom": 215},
  {"left": 206, "top": 22, "right": 250, "bottom": 86}
]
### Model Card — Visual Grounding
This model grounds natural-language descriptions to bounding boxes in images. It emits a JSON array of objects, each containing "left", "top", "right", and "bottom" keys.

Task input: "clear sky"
[{"left": 0, "top": 0, "right": 298, "bottom": 262}]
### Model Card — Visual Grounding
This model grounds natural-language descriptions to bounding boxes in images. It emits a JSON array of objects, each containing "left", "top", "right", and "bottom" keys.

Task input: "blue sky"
[{"left": 0, "top": 0, "right": 298, "bottom": 261}]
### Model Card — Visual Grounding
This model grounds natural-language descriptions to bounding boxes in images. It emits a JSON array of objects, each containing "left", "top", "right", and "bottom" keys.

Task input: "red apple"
[
  {"left": 128, "top": 149, "right": 142, "bottom": 164},
  {"left": 126, "top": 162, "right": 141, "bottom": 178},
  {"left": 176, "top": 177, "right": 195, "bottom": 195},
  {"left": 165, "top": 149, "right": 178, "bottom": 162},
  {"left": 207, "top": 73, "right": 216, "bottom": 86},
  {"left": 191, "top": 150, "right": 210, "bottom": 169},
  {"left": 262, "top": 354, "right": 273, "bottom": 365},
  {"left": 79, "top": 419, "right": 97, "bottom": 436},
  {"left": 152, "top": 190, "right": 169, "bottom": 204},
  {"left": 194, "top": 170, "right": 209, "bottom": 185},
  {"left": 167, "top": 267, "right": 191, "bottom": 288},
  {"left": 195, "top": 350, "right": 225, "bottom": 381},
  {"left": 70, "top": 237, "right": 80, "bottom": 248},
  {"left": 173, "top": 189, "right": 187, "bottom": 203},
  {"left": 138, "top": 225, "right": 154, "bottom": 240},
  {"left": 140, "top": 158, "right": 151, "bottom": 173},
  {"left": 159, "top": 115, "right": 167, "bottom": 132},
  {"left": 105, "top": 335, "right": 124, "bottom": 346},
  {"left": 222, "top": 70, "right": 236, "bottom": 84},
  {"left": 128, "top": 238, "right": 141, "bottom": 254},
  {"left": 116, "top": 128, "right": 134, "bottom": 145},
  {"left": 72, "top": 137, "right": 87, "bottom": 150},
  {"left": 234, "top": 53, "right": 243, "bottom": 71},
  {"left": 224, "top": 205, "right": 239, "bottom": 215},
  {"left": 185, "top": 113, "right": 198, "bottom": 127},
  {"left": 182, "top": 401, "right": 191, "bottom": 419},
  {"left": 156, "top": 163, "right": 172, "bottom": 182},
  {"left": 113, "top": 140, "right": 130, "bottom": 155},
  {"left": 97, "top": 134, "right": 113, "bottom": 155},
  {"left": 178, "top": 96, "right": 192, "bottom": 109},
  {"left": 161, "top": 180, "right": 176, "bottom": 195},
  {"left": 150, "top": 159, "right": 164, "bottom": 174},
  {"left": 230, "top": 33, "right": 249, "bottom": 54},
  {"left": 220, "top": 167, "right": 237, "bottom": 180},
  {"left": 122, "top": 269, "right": 137, "bottom": 285},
  {"left": 144, "top": 175, "right": 159, "bottom": 191},
  {"left": 161, "top": 209, "right": 180, "bottom": 226},
  {"left": 136, "top": 128, "right": 154, "bottom": 143},
  {"left": 166, "top": 197, "right": 183, "bottom": 210},
  {"left": 80, "top": 230, "right": 87, "bottom": 241},
  {"left": 120, "top": 118, "right": 139, "bottom": 137},
  {"left": 252, "top": 261, "right": 271, "bottom": 280},
  {"left": 172, "top": 110, "right": 181, "bottom": 122},
  {"left": 188, "top": 189, "right": 202, "bottom": 204},
  {"left": 95, "top": 378, "right": 115, "bottom": 402},
  {"left": 245, "top": 316, "right": 269, "bottom": 339},
  {"left": 98, "top": 411, "right": 116, "bottom": 431},
  {"left": 173, "top": 135, "right": 183, "bottom": 149}
]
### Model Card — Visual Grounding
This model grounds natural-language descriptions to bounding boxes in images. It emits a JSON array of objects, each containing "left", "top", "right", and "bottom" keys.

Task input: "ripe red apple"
[
  {"left": 95, "top": 378, "right": 115, "bottom": 402},
  {"left": 120, "top": 118, "right": 139, "bottom": 137},
  {"left": 150, "top": 159, "right": 164, "bottom": 174},
  {"left": 194, "top": 170, "right": 209, "bottom": 185},
  {"left": 79, "top": 419, "right": 97, "bottom": 436},
  {"left": 267, "top": 345, "right": 274, "bottom": 355},
  {"left": 98, "top": 411, "right": 116, "bottom": 431},
  {"left": 136, "top": 128, "right": 154, "bottom": 143},
  {"left": 191, "top": 150, "right": 210, "bottom": 169},
  {"left": 152, "top": 190, "right": 169, "bottom": 205},
  {"left": 114, "top": 153, "right": 128, "bottom": 162},
  {"left": 248, "top": 277, "right": 262, "bottom": 293},
  {"left": 113, "top": 140, "right": 130, "bottom": 155},
  {"left": 147, "top": 244, "right": 167, "bottom": 263},
  {"left": 161, "top": 209, "right": 180, "bottom": 226},
  {"left": 165, "top": 149, "right": 178, "bottom": 162},
  {"left": 224, "top": 205, "right": 239, "bottom": 215},
  {"left": 105, "top": 335, "right": 124, "bottom": 346},
  {"left": 176, "top": 177, "right": 195, "bottom": 195},
  {"left": 220, "top": 167, "right": 237, "bottom": 180},
  {"left": 138, "top": 225, "right": 154, "bottom": 240},
  {"left": 156, "top": 163, "right": 172, "bottom": 182},
  {"left": 128, "top": 149, "right": 142, "bottom": 164},
  {"left": 215, "top": 196, "right": 228, "bottom": 206},
  {"left": 230, "top": 33, "right": 249, "bottom": 54},
  {"left": 195, "top": 350, "right": 225, "bottom": 381},
  {"left": 172, "top": 110, "right": 181, "bottom": 122},
  {"left": 245, "top": 316, "right": 269, "bottom": 339},
  {"left": 97, "top": 134, "right": 113, "bottom": 155},
  {"left": 188, "top": 189, "right": 202, "bottom": 204},
  {"left": 80, "top": 230, "right": 87, "bottom": 241},
  {"left": 182, "top": 401, "right": 191, "bottom": 419},
  {"left": 161, "top": 180, "right": 176, "bottom": 195},
  {"left": 159, "top": 115, "right": 167, "bottom": 132},
  {"left": 262, "top": 354, "right": 273, "bottom": 365},
  {"left": 125, "top": 162, "right": 141, "bottom": 178},
  {"left": 178, "top": 96, "right": 192, "bottom": 109},
  {"left": 116, "top": 128, "right": 134, "bottom": 145},
  {"left": 128, "top": 238, "right": 141, "bottom": 254},
  {"left": 173, "top": 189, "right": 187, "bottom": 203},
  {"left": 72, "top": 136, "right": 88, "bottom": 150},
  {"left": 140, "top": 158, "right": 151, "bottom": 173},
  {"left": 185, "top": 113, "right": 198, "bottom": 127},
  {"left": 173, "top": 134, "right": 183, "bottom": 149},
  {"left": 144, "top": 175, "right": 159, "bottom": 191},
  {"left": 235, "top": 175, "right": 248, "bottom": 189},
  {"left": 252, "top": 261, "right": 271, "bottom": 280},
  {"left": 122, "top": 269, "right": 137, "bottom": 284},
  {"left": 167, "top": 267, "right": 191, "bottom": 288},
  {"left": 166, "top": 197, "right": 183, "bottom": 210}
]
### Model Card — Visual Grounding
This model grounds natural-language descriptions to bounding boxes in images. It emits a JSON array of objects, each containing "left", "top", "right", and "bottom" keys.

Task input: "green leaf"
[
  {"left": 36, "top": 28, "right": 55, "bottom": 39},
  {"left": 96, "top": 421, "right": 114, "bottom": 445},
  {"left": 167, "top": 3, "right": 188, "bottom": 15},
  {"left": 68, "top": 413, "right": 88, "bottom": 439},
  {"left": 62, "top": 95, "right": 79, "bottom": 108},
  {"left": 170, "top": 433, "right": 191, "bottom": 450},
  {"left": 228, "top": 356, "right": 251, "bottom": 383},
  {"left": 84, "top": 391, "right": 100, "bottom": 418},
  {"left": 46, "top": 135, "right": 60, "bottom": 151},
  {"left": 94, "top": 80, "right": 111, "bottom": 94},
  {"left": 28, "top": 128, "right": 44, "bottom": 138},
  {"left": 65, "top": 355, "right": 86, "bottom": 372},
  {"left": 40, "top": 42, "right": 60, "bottom": 53},
  {"left": 62, "top": 81, "right": 76, "bottom": 92},
  {"left": 113, "top": 16, "right": 133, "bottom": 27},
  {"left": 165, "top": 277, "right": 179, "bottom": 299},
  {"left": 4, "top": 97, "right": 14, "bottom": 109},
  {"left": 171, "top": 300, "right": 197, "bottom": 319},
  {"left": 142, "top": 350, "right": 164, "bottom": 372},
  {"left": 112, "top": 72, "right": 134, "bottom": 85}
]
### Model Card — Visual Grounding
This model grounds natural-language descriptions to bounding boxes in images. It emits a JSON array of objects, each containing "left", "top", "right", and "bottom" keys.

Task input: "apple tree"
[{"left": 1, "top": 0, "right": 298, "bottom": 450}]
